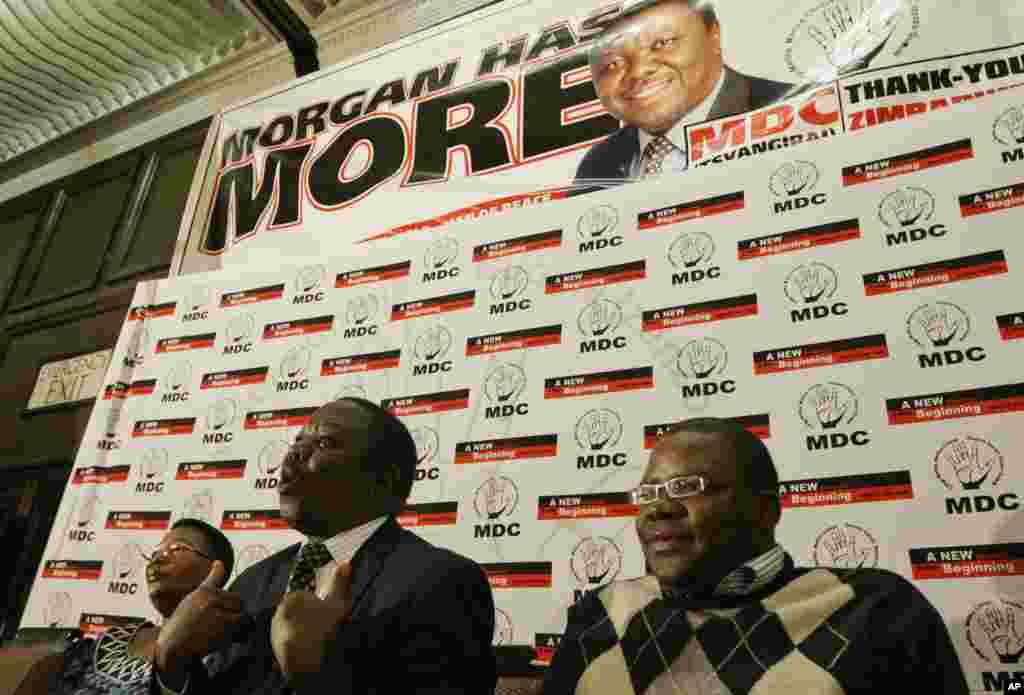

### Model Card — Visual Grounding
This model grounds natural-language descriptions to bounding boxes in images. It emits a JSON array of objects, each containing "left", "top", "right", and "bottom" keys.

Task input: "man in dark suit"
[
  {"left": 151, "top": 397, "right": 497, "bottom": 694},
  {"left": 575, "top": 0, "right": 794, "bottom": 185}
]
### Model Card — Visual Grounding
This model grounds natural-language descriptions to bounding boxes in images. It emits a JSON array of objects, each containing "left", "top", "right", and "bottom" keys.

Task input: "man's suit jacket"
[
  {"left": 160, "top": 517, "right": 496, "bottom": 694},
  {"left": 574, "top": 67, "right": 794, "bottom": 185}
]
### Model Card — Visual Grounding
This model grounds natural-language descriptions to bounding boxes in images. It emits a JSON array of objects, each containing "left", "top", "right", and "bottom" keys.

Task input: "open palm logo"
[
  {"left": 294, "top": 265, "right": 326, "bottom": 294},
  {"left": 123, "top": 326, "right": 150, "bottom": 368},
  {"left": 139, "top": 448, "right": 169, "bottom": 480},
  {"left": 205, "top": 398, "right": 238, "bottom": 432},
  {"left": 164, "top": 361, "right": 193, "bottom": 394},
  {"left": 75, "top": 492, "right": 99, "bottom": 528},
  {"left": 225, "top": 313, "right": 256, "bottom": 344},
  {"left": 933, "top": 436, "right": 1003, "bottom": 491},
  {"left": 574, "top": 409, "right": 623, "bottom": 451},
  {"left": 345, "top": 294, "right": 379, "bottom": 326},
  {"left": 577, "top": 298, "right": 622, "bottom": 338},
  {"left": 813, "top": 523, "right": 878, "bottom": 569},
  {"left": 967, "top": 600, "right": 1024, "bottom": 664},
  {"left": 993, "top": 106, "right": 1024, "bottom": 147},
  {"left": 784, "top": 263, "right": 838, "bottom": 304},
  {"left": 667, "top": 232, "right": 715, "bottom": 269},
  {"left": 409, "top": 426, "right": 440, "bottom": 466},
  {"left": 676, "top": 339, "right": 728, "bottom": 380},
  {"left": 577, "top": 205, "right": 619, "bottom": 239},
  {"left": 182, "top": 490, "right": 215, "bottom": 524},
  {"left": 769, "top": 161, "right": 819, "bottom": 197},
  {"left": 494, "top": 608, "right": 514, "bottom": 646},
  {"left": 44, "top": 592, "right": 73, "bottom": 628},
  {"left": 570, "top": 537, "right": 623, "bottom": 587},
  {"left": 414, "top": 325, "right": 452, "bottom": 362},
  {"left": 183, "top": 286, "right": 210, "bottom": 314},
  {"left": 878, "top": 187, "right": 934, "bottom": 228},
  {"left": 906, "top": 302, "right": 970, "bottom": 350},
  {"left": 424, "top": 237, "right": 459, "bottom": 270},
  {"left": 334, "top": 383, "right": 368, "bottom": 400},
  {"left": 798, "top": 383, "right": 858, "bottom": 430},
  {"left": 489, "top": 266, "right": 529, "bottom": 301},
  {"left": 258, "top": 440, "right": 290, "bottom": 477},
  {"left": 786, "top": 0, "right": 914, "bottom": 82},
  {"left": 111, "top": 543, "right": 143, "bottom": 581},
  {"left": 484, "top": 364, "right": 526, "bottom": 404},
  {"left": 473, "top": 476, "right": 518, "bottom": 520},
  {"left": 280, "top": 346, "right": 311, "bottom": 380}
]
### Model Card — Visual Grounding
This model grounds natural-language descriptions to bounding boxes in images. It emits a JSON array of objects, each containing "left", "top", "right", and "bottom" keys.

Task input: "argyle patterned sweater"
[{"left": 542, "top": 557, "right": 969, "bottom": 694}]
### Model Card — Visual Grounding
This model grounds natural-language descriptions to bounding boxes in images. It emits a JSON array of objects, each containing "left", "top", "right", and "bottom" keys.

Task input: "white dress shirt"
[
  {"left": 631, "top": 68, "right": 727, "bottom": 178},
  {"left": 306, "top": 514, "right": 388, "bottom": 598}
]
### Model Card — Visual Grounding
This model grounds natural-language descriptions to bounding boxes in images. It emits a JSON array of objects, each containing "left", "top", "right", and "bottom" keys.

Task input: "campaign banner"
[
  {"left": 179, "top": 0, "right": 1024, "bottom": 268},
  {"left": 23, "top": 81, "right": 1024, "bottom": 695}
]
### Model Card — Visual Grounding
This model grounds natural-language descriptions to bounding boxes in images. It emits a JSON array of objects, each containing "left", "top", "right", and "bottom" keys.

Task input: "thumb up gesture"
[{"left": 271, "top": 562, "right": 354, "bottom": 681}]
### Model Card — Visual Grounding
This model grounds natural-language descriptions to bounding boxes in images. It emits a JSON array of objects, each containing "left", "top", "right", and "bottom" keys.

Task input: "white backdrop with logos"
[{"left": 24, "top": 85, "right": 1024, "bottom": 694}]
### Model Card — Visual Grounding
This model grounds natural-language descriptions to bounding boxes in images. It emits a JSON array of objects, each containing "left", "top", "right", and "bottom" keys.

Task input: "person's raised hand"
[
  {"left": 271, "top": 561, "right": 354, "bottom": 682},
  {"left": 155, "top": 561, "right": 244, "bottom": 673}
]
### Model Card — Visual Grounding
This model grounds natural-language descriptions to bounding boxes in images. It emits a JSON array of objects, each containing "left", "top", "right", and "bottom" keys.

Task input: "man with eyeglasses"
[
  {"left": 150, "top": 397, "right": 496, "bottom": 694},
  {"left": 542, "top": 417, "right": 968, "bottom": 694}
]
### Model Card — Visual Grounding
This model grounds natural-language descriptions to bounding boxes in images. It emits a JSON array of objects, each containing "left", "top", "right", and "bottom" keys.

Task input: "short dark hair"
[
  {"left": 331, "top": 397, "right": 417, "bottom": 511},
  {"left": 170, "top": 518, "right": 235, "bottom": 582},
  {"left": 613, "top": 0, "right": 718, "bottom": 31},
  {"left": 662, "top": 417, "right": 778, "bottom": 497}
]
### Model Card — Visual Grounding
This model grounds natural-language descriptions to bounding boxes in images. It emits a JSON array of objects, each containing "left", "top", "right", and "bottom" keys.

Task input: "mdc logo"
[
  {"left": 489, "top": 266, "right": 531, "bottom": 316},
  {"left": 201, "top": 398, "right": 239, "bottom": 447},
  {"left": 412, "top": 325, "right": 453, "bottom": 376},
  {"left": 68, "top": 493, "right": 99, "bottom": 543},
  {"left": 578, "top": 298, "right": 626, "bottom": 354},
  {"left": 769, "top": 161, "right": 826, "bottom": 213},
  {"left": 222, "top": 313, "right": 256, "bottom": 355},
  {"left": 292, "top": 265, "right": 327, "bottom": 305},
  {"left": 994, "top": 105, "right": 1024, "bottom": 164},
  {"left": 136, "top": 448, "right": 169, "bottom": 494},
  {"left": 576, "top": 204, "right": 622, "bottom": 253},
  {"left": 43, "top": 592, "right": 73, "bottom": 628},
  {"left": 798, "top": 383, "right": 869, "bottom": 452},
  {"left": 483, "top": 364, "right": 527, "bottom": 419},
  {"left": 784, "top": 262, "right": 846, "bottom": 323},
  {"left": 473, "top": 476, "right": 520, "bottom": 539},
  {"left": 966, "top": 599, "right": 1024, "bottom": 667},
  {"left": 180, "top": 286, "right": 211, "bottom": 323},
  {"left": 235, "top": 545, "right": 272, "bottom": 578},
  {"left": 570, "top": 536, "right": 623, "bottom": 601},
  {"left": 906, "top": 302, "right": 985, "bottom": 368},
  {"left": 422, "top": 237, "right": 461, "bottom": 282},
  {"left": 107, "top": 542, "right": 144, "bottom": 595},
  {"left": 813, "top": 524, "right": 878, "bottom": 569},
  {"left": 255, "top": 440, "right": 289, "bottom": 490},
  {"left": 342, "top": 294, "right": 381, "bottom": 339},
  {"left": 410, "top": 426, "right": 440, "bottom": 481},
  {"left": 575, "top": 409, "right": 626, "bottom": 470},
  {"left": 878, "top": 187, "right": 945, "bottom": 246},
  {"left": 934, "top": 436, "right": 1014, "bottom": 515},
  {"left": 275, "top": 346, "right": 313, "bottom": 393},
  {"left": 675, "top": 338, "right": 734, "bottom": 403},
  {"left": 668, "top": 231, "right": 719, "bottom": 286},
  {"left": 160, "top": 361, "right": 193, "bottom": 404},
  {"left": 123, "top": 326, "right": 150, "bottom": 368}
]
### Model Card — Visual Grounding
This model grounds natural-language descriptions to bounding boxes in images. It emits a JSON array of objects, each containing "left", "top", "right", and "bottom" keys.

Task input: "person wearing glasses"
[
  {"left": 150, "top": 397, "right": 496, "bottom": 695},
  {"left": 55, "top": 519, "right": 234, "bottom": 695},
  {"left": 542, "top": 417, "right": 969, "bottom": 694}
]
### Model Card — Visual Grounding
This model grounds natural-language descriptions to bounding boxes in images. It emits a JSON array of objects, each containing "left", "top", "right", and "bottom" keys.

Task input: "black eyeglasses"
[
  {"left": 631, "top": 474, "right": 779, "bottom": 505},
  {"left": 140, "top": 542, "right": 213, "bottom": 564}
]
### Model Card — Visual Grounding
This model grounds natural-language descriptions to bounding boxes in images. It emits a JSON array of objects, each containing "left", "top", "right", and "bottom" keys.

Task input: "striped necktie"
[{"left": 288, "top": 541, "right": 332, "bottom": 592}]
